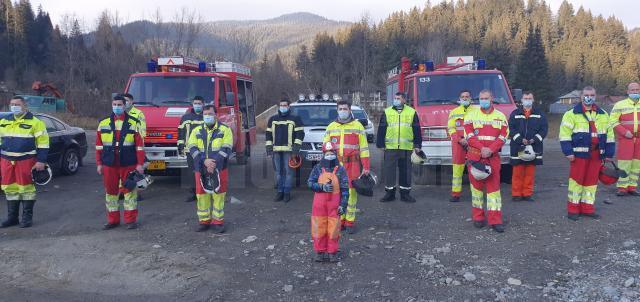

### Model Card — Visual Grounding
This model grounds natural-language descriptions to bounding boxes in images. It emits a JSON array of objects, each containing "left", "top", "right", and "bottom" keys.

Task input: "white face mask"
[
  {"left": 324, "top": 154, "right": 336, "bottom": 161},
  {"left": 203, "top": 115, "right": 216, "bottom": 125},
  {"left": 10, "top": 105, "right": 23, "bottom": 115},
  {"left": 338, "top": 110, "right": 350, "bottom": 120},
  {"left": 522, "top": 99, "right": 533, "bottom": 108}
]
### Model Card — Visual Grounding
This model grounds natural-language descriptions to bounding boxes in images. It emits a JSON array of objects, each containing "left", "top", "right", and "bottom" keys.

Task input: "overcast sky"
[{"left": 31, "top": 0, "right": 640, "bottom": 30}]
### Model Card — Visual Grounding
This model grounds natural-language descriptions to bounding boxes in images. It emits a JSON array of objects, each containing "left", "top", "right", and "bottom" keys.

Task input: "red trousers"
[
  {"left": 468, "top": 156, "right": 502, "bottom": 225},
  {"left": 102, "top": 165, "right": 137, "bottom": 224},
  {"left": 511, "top": 164, "right": 536, "bottom": 197},
  {"left": 311, "top": 191, "right": 341, "bottom": 254},
  {"left": 567, "top": 150, "right": 601, "bottom": 215},
  {"left": 1, "top": 158, "right": 37, "bottom": 201}
]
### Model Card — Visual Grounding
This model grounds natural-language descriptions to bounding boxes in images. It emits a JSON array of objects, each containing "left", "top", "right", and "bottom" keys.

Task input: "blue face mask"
[
  {"left": 193, "top": 104, "right": 203, "bottom": 113},
  {"left": 324, "top": 154, "right": 336, "bottom": 161},
  {"left": 629, "top": 94, "right": 640, "bottom": 100},
  {"left": 583, "top": 96, "right": 595, "bottom": 105},
  {"left": 113, "top": 106, "right": 124, "bottom": 115},
  {"left": 459, "top": 99, "right": 470, "bottom": 107},
  {"left": 393, "top": 99, "right": 402, "bottom": 107},
  {"left": 338, "top": 110, "right": 350, "bottom": 120},
  {"left": 279, "top": 106, "right": 289, "bottom": 114},
  {"left": 203, "top": 115, "right": 215, "bottom": 125},
  {"left": 10, "top": 105, "right": 22, "bottom": 115},
  {"left": 522, "top": 99, "right": 533, "bottom": 108},
  {"left": 479, "top": 99, "right": 491, "bottom": 109}
]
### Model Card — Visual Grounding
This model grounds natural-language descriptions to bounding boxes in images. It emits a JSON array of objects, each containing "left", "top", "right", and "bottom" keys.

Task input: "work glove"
[
  {"left": 292, "top": 144, "right": 301, "bottom": 155},
  {"left": 311, "top": 183, "right": 323, "bottom": 192},
  {"left": 322, "top": 183, "right": 333, "bottom": 192},
  {"left": 178, "top": 144, "right": 185, "bottom": 155},
  {"left": 337, "top": 206, "right": 345, "bottom": 216}
]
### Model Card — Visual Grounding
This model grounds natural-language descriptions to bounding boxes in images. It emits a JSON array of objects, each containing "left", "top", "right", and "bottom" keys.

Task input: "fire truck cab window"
[
  {"left": 405, "top": 79, "right": 415, "bottom": 104},
  {"left": 219, "top": 79, "right": 235, "bottom": 107},
  {"left": 245, "top": 81, "right": 256, "bottom": 127},
  {"left": 127, "top": 76, "right": 215, "bottom": 104},
  {"left": 416, "top": 74, "right": 510, "bottom": 106},
  {"left": 386, "top": 81, "right": 399, "bottom": 106}
]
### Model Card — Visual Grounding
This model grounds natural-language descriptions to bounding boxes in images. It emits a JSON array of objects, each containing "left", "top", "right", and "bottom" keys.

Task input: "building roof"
[{"left": 558, "top": 90, "right": 581, "bottom": 99}]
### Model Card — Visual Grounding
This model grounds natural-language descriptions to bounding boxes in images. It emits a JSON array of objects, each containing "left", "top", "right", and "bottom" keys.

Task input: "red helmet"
[
  {"left": 599, "top": 162, "right": 626, "bottom": 185},
  {"left": 288, "top": 155, "right": 302, "bottom": 169},
  {"left": 322, "top": 141, "right": 337, "bottom": 153}
]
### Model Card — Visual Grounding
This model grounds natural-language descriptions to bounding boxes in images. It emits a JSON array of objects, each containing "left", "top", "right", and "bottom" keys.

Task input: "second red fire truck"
[{"left": 386, "top": 56, "right": 520, "bottom": 184}]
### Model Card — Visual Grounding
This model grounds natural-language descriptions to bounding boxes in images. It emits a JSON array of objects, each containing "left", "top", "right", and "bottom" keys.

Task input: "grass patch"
[
  {"left": 47, "top": 112, "right": 98, "bottom": 130},
  {"left": 546, "top": 113, "right": 562, "bottom": 139}
]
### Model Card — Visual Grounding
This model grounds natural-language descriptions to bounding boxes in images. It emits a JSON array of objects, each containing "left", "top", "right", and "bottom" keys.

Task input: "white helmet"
[
  {"left": 469, "top": 161, "right": 492, "bottom": 180},
  {"left": 332, "top": 93, "right": 341, "bottom": 101},
  {"left": 518, "top": 145, "right": 536, "bottom": 161},
  {"left": 411, "top": 149, "right": 427, "bottom": 165},
  {"left": 136, "top": 174, "right": 153, "bottom": 190}
]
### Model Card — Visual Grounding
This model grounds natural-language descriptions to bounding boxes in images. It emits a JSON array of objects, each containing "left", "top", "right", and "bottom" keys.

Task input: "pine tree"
[{"left": 515, "top": 25, "right": 552, "bottom": 105}]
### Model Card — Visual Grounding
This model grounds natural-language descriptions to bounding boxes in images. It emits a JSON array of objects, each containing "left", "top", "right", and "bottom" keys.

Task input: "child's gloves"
[{"left": 322, "top": 183, "right": 333, "bottom": 192}]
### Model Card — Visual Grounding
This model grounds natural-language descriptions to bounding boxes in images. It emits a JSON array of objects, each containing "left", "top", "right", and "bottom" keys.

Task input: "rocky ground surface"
[{"left": 0, "top": 135, "right": 638, "bottom": 301}]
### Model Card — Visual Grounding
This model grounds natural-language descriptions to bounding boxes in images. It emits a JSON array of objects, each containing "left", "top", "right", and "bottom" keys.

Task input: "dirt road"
[{"left": 0, "top": 134, "right": 638, "bottom": 301}]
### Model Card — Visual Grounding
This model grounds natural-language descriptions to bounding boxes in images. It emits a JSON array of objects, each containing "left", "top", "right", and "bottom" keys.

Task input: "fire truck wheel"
[{"left": 500, "top": 164, "right": 512, "bottom": 184}]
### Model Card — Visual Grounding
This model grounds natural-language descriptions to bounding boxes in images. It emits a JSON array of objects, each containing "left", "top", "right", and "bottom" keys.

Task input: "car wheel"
[{"left": 61, "top": 148, "right": 80, "bottom": 175}]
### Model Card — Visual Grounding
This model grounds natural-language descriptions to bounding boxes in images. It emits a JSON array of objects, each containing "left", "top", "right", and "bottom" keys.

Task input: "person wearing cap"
[
  {"left": 609, "top": 82, "right": 640, "bottom": 196},
  {"left": 447, "top": 90, "right": 474, "bottom": 202},
  {"left": 323, "top": 100, "right": 369, "bottom": 234},
  {"left": 508, "top": 92, "right": 548, "bottom": 201},
  {"left": 560, "top": 86, "right": 614, "bottom": 221},
  {"left": 377, "top": 92, "right": 422, "bottom": 203},
  {"left": 96, "top": 95, "right": 145, "bottom": 230},
  {"left": 0, "top": 96, "right": 49, "bottom": 228},
  {"left": 187, "top": 104, "right": 233, "bottom": 233},
  {"left": 464, "top": 89, "right": 508, "bottom": 233},
  {"left": 266, "top": 98, "right": 304, "bottom": 203},
  {"left": 307, "top": 141, "right": 349, "bottom": 263},
  {"left": 178, "top": 96, "right": 205, "bottom": 202}
]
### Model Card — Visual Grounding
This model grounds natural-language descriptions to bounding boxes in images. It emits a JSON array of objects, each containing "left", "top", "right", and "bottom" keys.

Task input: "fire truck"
[
  {"left": 123, "top": 56, "right": 257, "bottom": 175},
  {"left": 386, "top": 56, "right": 521, "bottom": 184}
]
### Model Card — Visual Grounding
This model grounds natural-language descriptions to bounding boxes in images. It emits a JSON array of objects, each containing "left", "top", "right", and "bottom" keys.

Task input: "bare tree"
[{"left": 221, "top": 25, "right": 265, "bottom": 63}]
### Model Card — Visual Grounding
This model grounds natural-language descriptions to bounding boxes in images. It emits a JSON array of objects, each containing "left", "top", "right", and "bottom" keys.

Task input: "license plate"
[
  {"left": 306, "top": 153, "right": 322, "bottom": 161},
  {"left": 147, "top": 160, "right": 166, "bottom": 170}
]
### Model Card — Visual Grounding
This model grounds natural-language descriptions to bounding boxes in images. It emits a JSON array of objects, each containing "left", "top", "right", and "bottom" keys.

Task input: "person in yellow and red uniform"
[
  {"left": 447, "top": 90, "right": 473, "bottom": 202},
  {"left": 188, "top": 104, "right": 233, "bottom": 233},
  {"left": 0, "top": 96, "right": 49, "bottom": 228},
  {"left": 609, "top": 82, "right": 640, "bottom": 196},
  {"left": 308, "top": 141, "right": 349, "bottom": 263},
  {"left": 560, "top": 86, "right": 615, "bottom": 221},
  {"left": 464, "top": 89, "right": 508, "bottom": 233},
  {"left": 323, "top": 100, "right": 369, "bottom": 234},
  {"left": 122, "top": 93, "right": 147, "bottom": 202},
  {"left": 96, "top": 95, "right": 146, "bottom": 230}
]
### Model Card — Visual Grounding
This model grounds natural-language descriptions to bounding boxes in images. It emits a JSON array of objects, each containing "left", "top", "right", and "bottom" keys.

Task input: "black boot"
[
  {"left": 1, "top": 200, "right": 20, "bottom": 228},
  {"left": 400, "top": 190, "right": 416, "bottom": 203},
  {"left": 380, "top": 188, "right": 396, "bottom": 202},
  {"left": 273, "top": 192, "right": 284, "bottom": 202},
  {"left": 20, "top": 200, "right": 35, "bottom": 228}
]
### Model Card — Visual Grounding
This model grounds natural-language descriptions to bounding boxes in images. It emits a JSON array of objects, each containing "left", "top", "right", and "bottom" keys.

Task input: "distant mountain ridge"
[{"left": 110, "top": 12, "right": 350, "bottom": 63}]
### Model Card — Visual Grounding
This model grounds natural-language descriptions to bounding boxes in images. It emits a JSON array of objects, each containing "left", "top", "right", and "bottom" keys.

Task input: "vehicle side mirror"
[
  {"left": 511, "top": 88, "right": 523, "bottom": 103},
  {"left": 358, "top": 118, "right": 368, "bottom": 127}
]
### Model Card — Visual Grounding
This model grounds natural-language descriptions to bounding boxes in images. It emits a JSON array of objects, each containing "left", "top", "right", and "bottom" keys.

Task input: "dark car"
[{"left": 0, "top": 112, "right": 88, "bottom": 175}]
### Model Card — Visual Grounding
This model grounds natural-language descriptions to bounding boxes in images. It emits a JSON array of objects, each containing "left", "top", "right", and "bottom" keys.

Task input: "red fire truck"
[
  {"left": 386, "top": 56, "right": 521, "bottom": 184},
  {"left": 123, "top": 56, "right": 257, "bottom": 175}
]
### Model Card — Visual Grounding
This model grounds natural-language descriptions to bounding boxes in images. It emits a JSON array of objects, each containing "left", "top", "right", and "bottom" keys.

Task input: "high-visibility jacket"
[
  {"left": 177, "top": 108, "right": 204, "bottom": 152},
  {"left": 323, "top": 118, "right": 370, "bottom": 169},
  {"left": 447, "top": 105, "right": 473, "bottom": 140},
  {"left": 127, "top": 106, "right": 146, "bottom": 138},
  {"left": 96, "top": 114, "right": 145, "bottom": 167},
  {"left": 609, "top": 97, "right": 640, "bottom": 137},
  {"left": 376, "top": 105, "right": 422, "bottom": 150},
  {"left": 266, "top": 112, "right": 304, "bottom": 152},
  {"left": 463, "top": 106, "right": 508, "bottom": 162},
  {"left": 0, "top": 112, "right": 49, "bottom": 162},
  {"left": 188, "top": 122, "right": 234, "bottom": 172},
  {"left": 559, "top": 103, "right": 615, "bottom": 159}
]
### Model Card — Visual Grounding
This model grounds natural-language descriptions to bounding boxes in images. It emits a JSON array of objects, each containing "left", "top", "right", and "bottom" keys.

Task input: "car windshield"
[
  {"left": 417, "top": 73, "right": 511, "bottom": 106},
  {"left": 127, "top": 76, "right": 215, "bottom": 105},
  {"left": 290, "top": 105, "right": 337, "bottom": 126},
  {"left": 352, "top": 109, "right": 367, "bottom": 120}
]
